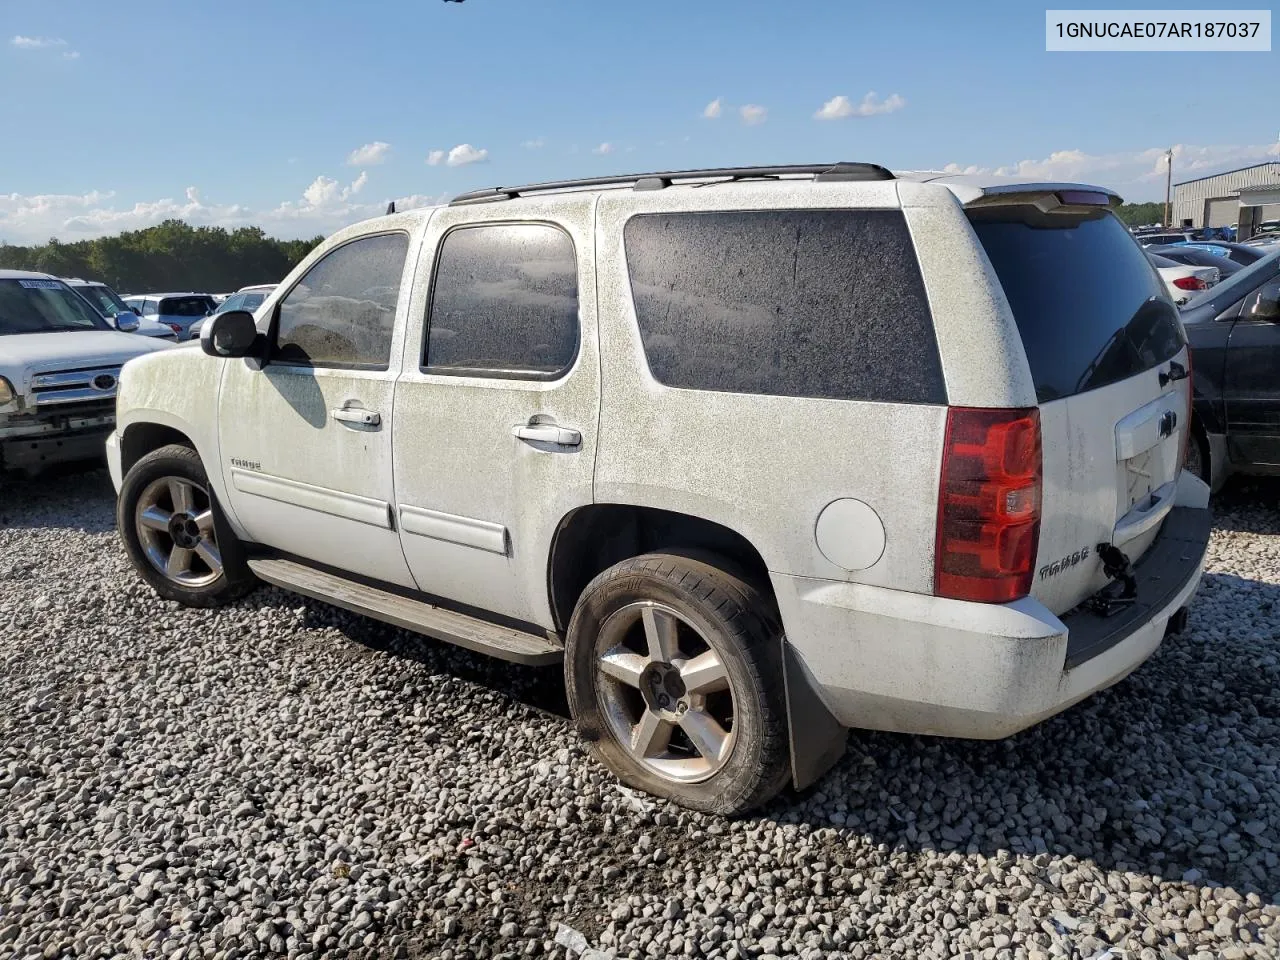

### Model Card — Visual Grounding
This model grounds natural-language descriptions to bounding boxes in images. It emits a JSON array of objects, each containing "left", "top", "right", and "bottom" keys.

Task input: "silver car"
[{"left": 121, "top": 293, "right": 218, "bottom": 341}]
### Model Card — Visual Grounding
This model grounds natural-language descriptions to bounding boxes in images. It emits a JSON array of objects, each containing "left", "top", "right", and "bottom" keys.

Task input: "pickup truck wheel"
[
  {"left": 565, "top": 553, "right": 790, "bottom": 816},
  {"left": 118, "top": 444, "right": 255, "bottom": 608}
]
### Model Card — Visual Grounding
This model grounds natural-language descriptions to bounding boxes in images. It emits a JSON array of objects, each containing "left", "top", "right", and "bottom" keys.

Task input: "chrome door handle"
[
  {"left": 512, "top": 423, "right": 581, "bottom": 447},
  {"left": 331, "top": 407, "right": 381, "bottom": 427}
]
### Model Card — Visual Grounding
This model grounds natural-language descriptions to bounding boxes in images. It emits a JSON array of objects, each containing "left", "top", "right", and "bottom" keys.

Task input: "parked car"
[
  {"left": 1180, "top": 247, "right": 1280, "bottom": 489},
  {"left": 1180, "top": 241, "right": 1270, "bottom": 266},
  {"left": 189, "top": 284, "right": 277, "bottom": 340},
  {"left": 1148, "top": 251, "right": 1220, "bottom": 305},
  {"left": 1136, "top": 231, "right": 1196, "bottom": 247},
  {"left": 106, "top": 164, "right": 1210, "bottom": 813},
  {"left": 1146, "top": 245, "right": 1245, "bottom": 279},
  {"left": 63, "top": 278, "right": 179, "bottom": 341},
  {"left": 0, "top": 271, "right": 171, "bottom": 475},
  {"left": 1244, "top": 233, "right": 1280, "bottom": 250},
  {"left": 121, "top": 293, "right": 218, "bottom": 341}
]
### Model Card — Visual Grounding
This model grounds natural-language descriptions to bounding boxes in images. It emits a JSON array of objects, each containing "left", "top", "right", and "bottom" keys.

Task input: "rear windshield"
[
  {"left": 970, "top": 208, "right": 1185, "bottom": 402},
  {"left": 160, "top": 296, "right": 214, "bottom": 317}
]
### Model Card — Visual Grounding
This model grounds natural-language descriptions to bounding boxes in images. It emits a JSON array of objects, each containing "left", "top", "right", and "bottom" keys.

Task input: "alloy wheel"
[
  {"left": 594, "top": 601, "right": 737, "bottom": 784},
  {"left": 134, "top": 477, "right": 223, "bottom": 588}
]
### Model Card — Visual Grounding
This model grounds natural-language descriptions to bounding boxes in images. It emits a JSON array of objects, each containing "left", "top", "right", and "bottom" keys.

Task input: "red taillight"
[
  {"left": 935, "top": 408, "right": 1043, "bottom": 604},
  {"left": 168, "top": 323, "right": 183, "bottom": 334},
  {"left": 1172, "top": 276, "right": 1208, "bottom": 291}
]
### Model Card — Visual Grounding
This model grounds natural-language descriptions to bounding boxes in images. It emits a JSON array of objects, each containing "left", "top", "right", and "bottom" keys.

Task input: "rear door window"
[
  {"left": 623, "top": 209, "right": 945, "bottom": 404},
  {"left": 424, "top": 223, "right": 579, "bottom": 377},
  {"left": 969, "top": 209, "right": 1185, "bottom": 402}
]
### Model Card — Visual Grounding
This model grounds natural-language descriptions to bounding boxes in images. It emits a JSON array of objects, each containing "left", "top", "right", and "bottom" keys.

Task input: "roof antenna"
[{"left": 386, "top": 201, "right": 396, "bottom": 215}]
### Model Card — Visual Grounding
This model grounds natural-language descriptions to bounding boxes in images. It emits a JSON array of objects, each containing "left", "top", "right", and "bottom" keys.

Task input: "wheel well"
[
  {"left": 119, "top": 423, "right": 195, "bottom": 475},
  {"left": 547, "top": 504, "right": 772, "bottom": 632}
]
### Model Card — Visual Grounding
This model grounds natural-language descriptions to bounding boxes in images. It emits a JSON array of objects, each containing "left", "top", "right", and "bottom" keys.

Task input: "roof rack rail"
[{"left": 449, "top": 162, "right": 894, "bottom": 205}]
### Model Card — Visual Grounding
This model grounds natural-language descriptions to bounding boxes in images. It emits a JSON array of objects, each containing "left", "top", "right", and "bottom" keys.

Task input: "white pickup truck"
[{"left": 0, "top": 270, "right": 171, "bottom": 476}]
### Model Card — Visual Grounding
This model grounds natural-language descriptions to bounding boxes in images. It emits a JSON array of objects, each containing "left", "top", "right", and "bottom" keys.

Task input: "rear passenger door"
[{"left": 392, "top": 198, "right": 599, "bottom": 628}]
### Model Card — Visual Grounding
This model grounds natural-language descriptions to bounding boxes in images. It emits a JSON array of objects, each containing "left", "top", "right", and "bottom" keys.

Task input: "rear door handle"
[
  {"left": 512, "top": 423, "right": 581, "bottom": 447},
  {"left": 332, "top": 407, "right": 381, "bottom": 427}
]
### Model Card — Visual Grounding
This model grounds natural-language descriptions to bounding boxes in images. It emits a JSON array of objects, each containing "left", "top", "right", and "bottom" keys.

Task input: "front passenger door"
[{"left": 217, "top": 230, "right": 418, "bottom": 587}]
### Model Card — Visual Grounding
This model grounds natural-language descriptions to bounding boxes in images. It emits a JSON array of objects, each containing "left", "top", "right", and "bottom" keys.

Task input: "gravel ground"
[{"left": 2, "top": 466, "right": 1279, "bottom": 960}]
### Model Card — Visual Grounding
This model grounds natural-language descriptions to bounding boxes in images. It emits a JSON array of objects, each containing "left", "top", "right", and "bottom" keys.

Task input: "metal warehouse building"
[{"left": 1172, "top": 162, "right": 1280, "bottom": 235}]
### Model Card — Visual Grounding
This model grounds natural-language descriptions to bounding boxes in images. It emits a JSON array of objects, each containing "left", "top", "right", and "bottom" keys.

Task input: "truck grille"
[{"left": 30, "top": 366, "right": 123, "bottom": 408}]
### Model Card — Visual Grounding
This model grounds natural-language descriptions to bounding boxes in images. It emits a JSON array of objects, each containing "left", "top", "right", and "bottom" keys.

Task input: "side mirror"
[
  {"left": 200, "top": 310, "right": 261, "bottom": 358},
  {"left": 113, "top": 311, "right": 140, "bottom": 333},
  {"left": 1250, "top": 295, "right": 1280, "bottom": 322}
]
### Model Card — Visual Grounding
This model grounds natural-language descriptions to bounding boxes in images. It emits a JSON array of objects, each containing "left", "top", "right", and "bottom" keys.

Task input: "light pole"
[{"left": 1164, "top": 148, "right": 1173, "bottom": 228}]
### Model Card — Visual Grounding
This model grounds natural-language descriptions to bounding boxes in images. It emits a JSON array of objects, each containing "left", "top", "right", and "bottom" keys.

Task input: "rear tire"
[
  {"left": 564, "top": 552, "right": 790, "bottom": 815},
  {"left": 117, "top": 444, "right": 256, "bottom": 607}
]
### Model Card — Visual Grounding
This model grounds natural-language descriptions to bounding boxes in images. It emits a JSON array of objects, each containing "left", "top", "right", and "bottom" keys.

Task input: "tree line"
[
  {"left": 0, "top": 220, "right": 324, "bottom": 294},
  {"left": 1114, "top": 202, "right": 1171, "bottom": 227}
]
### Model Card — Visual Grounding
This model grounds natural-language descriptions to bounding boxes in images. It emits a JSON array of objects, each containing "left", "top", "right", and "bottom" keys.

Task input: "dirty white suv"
[{"left": 108, "top": 164, "right": 1212, "bottom": 814}]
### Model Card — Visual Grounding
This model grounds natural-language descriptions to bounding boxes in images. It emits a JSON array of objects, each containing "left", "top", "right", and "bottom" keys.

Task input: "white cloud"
[
  {"left": 931, "top": 141, "right": 1280, "bottom": 200},
  {"left": 521, "top": 137, "right": 546, "bottom": 149},
  {"left": 346, "top": 141, "right": 390, "bottom": 166},
  {"left": 0, "top": 176, "right": 453, "bottom": 245},
  {"left": 592, "top": 142, "right": 614, "bottom": 155},
  {"left": 739, "top": 104, "right": 767, "bottom": 126},
  {"left": 447, "top": 144, "right": 488, "bottom": 166},
  {"left": 11, "top": 35, "right": 66, "bottom": 48},
  {"left": 814, "top": 92, "right": 906, "bottom": 120},
  {"left": 428, "top": 144, "right": 488, "bottom": 166},
  {"left": 12, "top": 35, "right": 79, "bottom": 58},
  {"left": 703, "top": 98, "right": 723, "bottom": 119}
]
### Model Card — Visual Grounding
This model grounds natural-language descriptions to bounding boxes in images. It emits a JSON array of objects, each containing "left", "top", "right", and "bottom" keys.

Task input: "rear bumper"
[
  {"left": 1, "top": 425, "right": 113, "bottom": 474},
  {"left": 776, "top": 473, "right": 1212, "bottom": 740}
]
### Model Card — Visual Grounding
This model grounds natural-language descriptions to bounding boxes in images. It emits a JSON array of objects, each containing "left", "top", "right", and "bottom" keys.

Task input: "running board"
[{"left": 247, "top": 557, "right": 564, "bottom": 666}]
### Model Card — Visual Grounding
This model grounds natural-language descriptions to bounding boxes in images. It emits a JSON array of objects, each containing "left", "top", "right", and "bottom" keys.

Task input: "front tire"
[
  {"left": 117, "top": 444, "right": 256, "bottom": 607},
  {"left": 564, "top": 552, "right": 790, "bottom": 815}
]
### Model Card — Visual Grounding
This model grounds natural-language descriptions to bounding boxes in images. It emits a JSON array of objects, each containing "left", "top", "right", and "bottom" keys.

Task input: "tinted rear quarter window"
[
  {"left": 425, "top": 223, "right": 579, "bottom": 377},
  {"left": 969, "top": 209, "right": 1185, "bottom": 402},
  {"left": 623, "top": 209, "right": 945, "bottom": 403}
]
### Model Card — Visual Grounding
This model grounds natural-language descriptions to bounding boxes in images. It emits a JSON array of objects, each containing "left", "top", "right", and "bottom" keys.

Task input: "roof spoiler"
[{"left": 963, "top": 183, "right": 1122, "bottom": 212}]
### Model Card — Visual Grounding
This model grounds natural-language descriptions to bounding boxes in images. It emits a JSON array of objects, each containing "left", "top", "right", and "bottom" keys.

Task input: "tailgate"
[
  {"left": 967, "top": 197, "right": 1191, "bottom": 616},
  {"left": 1035, "top": 353, "right": 1191, "bottom": 614}
]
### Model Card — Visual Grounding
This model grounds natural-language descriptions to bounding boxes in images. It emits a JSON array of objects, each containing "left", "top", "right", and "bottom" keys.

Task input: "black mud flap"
[{"left": 782, "top": 639, "right": 847, "bottom": 791}]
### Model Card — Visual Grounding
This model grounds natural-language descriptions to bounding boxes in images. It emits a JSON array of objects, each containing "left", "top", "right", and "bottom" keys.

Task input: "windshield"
[
  {"left": 0, "top": 278, "right": 111, "bottom": 335},
  {"left": 969, "top": 207, "right": 1185, "bottom": 402},
  {"left": 160, "top": 296, "right": 215, "bottom": 317},
  {"left": 74, "top": 284, "right": 129, "bottom": 316}
]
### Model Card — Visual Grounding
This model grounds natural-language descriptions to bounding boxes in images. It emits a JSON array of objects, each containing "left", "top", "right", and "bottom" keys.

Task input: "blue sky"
[{"left": 2, "top": 0, "right": 1276, "bottom": 243}]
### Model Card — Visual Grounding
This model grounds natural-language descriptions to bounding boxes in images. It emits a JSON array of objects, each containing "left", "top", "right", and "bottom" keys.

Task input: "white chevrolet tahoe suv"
[
  {"left": 0, "top": 271, "right": 171, "bottom": 476},
  {"left": 108, "top": 164, "right": 1212, "bottom": 814}
]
